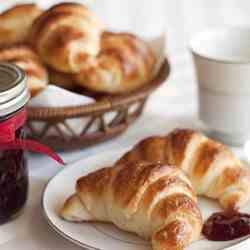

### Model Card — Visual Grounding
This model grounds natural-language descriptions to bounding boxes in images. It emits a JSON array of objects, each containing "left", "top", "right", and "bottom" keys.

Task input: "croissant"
[
  {"left": 0, "top": 45, "right": 48, "bottom": 96},
  {"left": 29, "top": 2, "right": 104, "bottom": 73},
  {"left": 75, "top": 32, "right": 156, "bottom": 94},
  {"left": 60, "top": 161, "right": 202, "bottom": 250},
  {"left": 0, "top": 4, "right": 43, "bottom": 47},
  {"left": 118, "top": 129, "right": 250, "bottom": 211}
]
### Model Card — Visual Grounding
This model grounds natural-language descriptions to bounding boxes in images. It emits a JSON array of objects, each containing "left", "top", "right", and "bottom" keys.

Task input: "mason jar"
[{"left": 0, "top": 63, "right": 30, "bottom": 224}]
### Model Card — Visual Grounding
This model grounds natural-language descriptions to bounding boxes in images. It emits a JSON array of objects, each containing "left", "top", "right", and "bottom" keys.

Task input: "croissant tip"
[{"left": 60, "top": 194, "right": 93, "bottom": 222}]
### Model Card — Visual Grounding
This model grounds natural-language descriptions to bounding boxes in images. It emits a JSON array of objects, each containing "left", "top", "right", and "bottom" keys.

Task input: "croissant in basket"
[
  {"left": 0, "top": 4, "right": 43, "bottom": 47},
  {"left": 75, "top": 32, "right": 156, "bottom": 94},
  {"left": 118, "top": 129, "right": 250, "bottom": 211},
  {"left": 30, "top": 2, "right": 104, "bottom": 73},
  {"left": 0, "top": 45, "right": 48, "bottom": 96},
  {"left": 61, "top": 161, "right": 202, "bottom": 250}
]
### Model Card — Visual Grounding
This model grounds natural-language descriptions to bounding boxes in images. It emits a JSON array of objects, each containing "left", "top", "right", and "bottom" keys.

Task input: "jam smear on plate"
[{"left": 203, "top": 211, "right": 250, "bottom": 241}]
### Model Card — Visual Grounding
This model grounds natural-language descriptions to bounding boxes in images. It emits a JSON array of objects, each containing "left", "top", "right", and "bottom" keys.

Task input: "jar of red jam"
[{"left": 0, "top": 63, "right": 30, "bottom": 224}]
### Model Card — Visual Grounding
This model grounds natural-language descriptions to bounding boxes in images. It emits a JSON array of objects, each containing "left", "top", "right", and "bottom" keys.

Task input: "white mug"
[{"left": 190, "top": 27, "right": 250, "bottom": 146}]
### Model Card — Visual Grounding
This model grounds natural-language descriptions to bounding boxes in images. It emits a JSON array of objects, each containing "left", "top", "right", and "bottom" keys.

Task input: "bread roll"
[
  {"left": 118, "top": 129, "right": 250, "bottom": 211},
  {"left": 61, "top": 161, "right": 202, "bottom": 250},
  {"left": 30, "top": 2, "right": 104, "bottom": 73},
  {"left": 75, "top": 32, "right": 156, "bottom": 94},
  {"left": 0, "top": 4, "right": 43, "bottom": 47}
]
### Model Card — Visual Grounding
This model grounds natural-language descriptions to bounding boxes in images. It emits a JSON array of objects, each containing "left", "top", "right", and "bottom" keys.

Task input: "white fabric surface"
[{"left": 1, "top": 1, "right": 250, "bottom": 249}]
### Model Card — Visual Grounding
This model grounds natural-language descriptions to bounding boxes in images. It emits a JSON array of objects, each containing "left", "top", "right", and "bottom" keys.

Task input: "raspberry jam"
[
  {"left": 203, "top": 211, "right": 250, "bottom": 241},
  {"left": 0, "top": 63, "right": 30, "bottom": 224},
  {"left": 0, "top": 63, "right": 63, "bottom": 224},
  {"left": 0, "top": 121, "right": 28, "bottom": 224}
]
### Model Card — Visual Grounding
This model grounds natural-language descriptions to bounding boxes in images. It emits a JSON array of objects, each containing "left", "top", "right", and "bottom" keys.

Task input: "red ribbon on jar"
[{"left": 0, "top": 109, "right": 65, "bottom": 165}]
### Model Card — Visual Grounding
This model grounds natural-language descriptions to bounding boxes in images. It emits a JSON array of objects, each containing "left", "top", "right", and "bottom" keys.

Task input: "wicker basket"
[{"left": 27, "top": 58, "right": 170, "bottom": 151}]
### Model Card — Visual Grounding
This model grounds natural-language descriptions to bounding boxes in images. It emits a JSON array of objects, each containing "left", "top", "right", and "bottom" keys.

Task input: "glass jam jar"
[{"left": 0, "top": 63, "right": 30, "bottom": 224}]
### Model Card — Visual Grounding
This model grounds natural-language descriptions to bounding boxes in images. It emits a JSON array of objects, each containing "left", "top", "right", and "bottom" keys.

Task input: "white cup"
[{"left": 190, "top": 27, "right": 250, "bottom": 146}]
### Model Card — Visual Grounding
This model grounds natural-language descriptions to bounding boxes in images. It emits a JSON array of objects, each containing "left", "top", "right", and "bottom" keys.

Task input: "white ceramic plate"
[{"left": 42, "top": 148, "right": 250, "bottom": 250}]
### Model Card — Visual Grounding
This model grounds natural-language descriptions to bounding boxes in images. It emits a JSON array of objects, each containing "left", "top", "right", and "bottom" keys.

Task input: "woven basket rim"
[{"left": 27, "top": 58, "right": 170, "bottom": 120}]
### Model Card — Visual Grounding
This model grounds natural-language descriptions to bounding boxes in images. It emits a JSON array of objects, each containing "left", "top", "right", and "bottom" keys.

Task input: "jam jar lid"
[{"left": 0, "top": 63, "right": 30, "bottom": 117}]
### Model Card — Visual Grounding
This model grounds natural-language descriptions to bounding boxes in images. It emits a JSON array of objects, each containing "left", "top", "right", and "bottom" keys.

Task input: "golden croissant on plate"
[
  {"left": 0, "top": 4, "right": 43, "bottom": 47},
  {"left": 75, "top": 32, "right": 156, "bottom": 94},
  {"left": 118, "top": 129, "right": 250, "bottom": 211},
  {"left": 60, "top": 161, "right": 202, "bottom": 250},
  {"left": 0, "top": 45, "right": 48, "bottom": 96},
  {"left": 30, "top": 2, "right": 104, "bottom": 73}
]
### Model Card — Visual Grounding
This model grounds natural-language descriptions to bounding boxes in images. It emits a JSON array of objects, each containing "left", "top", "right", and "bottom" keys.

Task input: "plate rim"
[{"left": 42, "top": 176, "right": 101, "bottom": 250}]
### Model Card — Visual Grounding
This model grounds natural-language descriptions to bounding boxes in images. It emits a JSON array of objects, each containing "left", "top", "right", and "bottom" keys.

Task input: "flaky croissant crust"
[
  {"left": 118, "top": 129, "right": 250, "bottom": 211},
  {"left": 61, "top": 161, "right": 202, "bottom": 250},
  {"left": 29, "top": 2, "right": 104, "bottom": 73},
  {"left": 75, "top": 31, "right": 156, "bottom": 94},
  {"left": 0, "top": 4, "right": 43, "bottom": 47}
]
